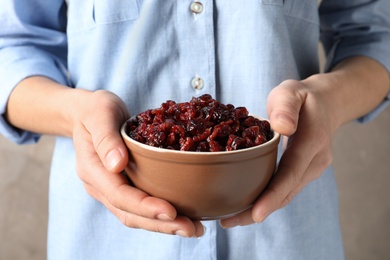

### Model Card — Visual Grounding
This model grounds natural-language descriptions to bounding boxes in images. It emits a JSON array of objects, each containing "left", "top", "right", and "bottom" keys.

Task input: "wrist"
[
  {"left": 5, "top": 76, "right": 93, "bottom": 137},
  {"left": 300, "top": 73, "right": 344, "bottom": 131},
  {"left": 301, "top": 56, "right": 390, "bottom": 128}
]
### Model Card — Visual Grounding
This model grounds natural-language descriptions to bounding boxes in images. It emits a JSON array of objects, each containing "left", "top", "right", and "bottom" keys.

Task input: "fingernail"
[
  {"left": 106, "top": 149, "right": 122, "bottom": 170},
  {"left": 175, "top": 230, "right": 190, "bottom": 238},
  {"left": 194, "top": 224, "right": 207, "bottom": 239},
  {"left": 220, "top": 218, "right": 239, "bottom": 229},
  {"left": 157, "top": 213, "right": 174, "bottom": 221},
  {"left": 254, "top": 212, "right": 270, "bottom": 223},
  {"left": 276, "top": 113, "right": 294, "bottom": 126}
]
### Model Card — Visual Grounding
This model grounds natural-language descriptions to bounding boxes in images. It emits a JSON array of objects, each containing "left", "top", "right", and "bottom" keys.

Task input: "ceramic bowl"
[{"left": 121, "top": 118, "right": 280, "bottom": 220}]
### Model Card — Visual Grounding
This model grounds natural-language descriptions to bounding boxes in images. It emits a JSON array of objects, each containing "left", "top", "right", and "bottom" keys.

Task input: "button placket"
[
  {"left": 177, "top": 1, "right": 215, "bottom": 95},
  {"left": 190, "top": 1, "right": 205, "bottom": 92}
]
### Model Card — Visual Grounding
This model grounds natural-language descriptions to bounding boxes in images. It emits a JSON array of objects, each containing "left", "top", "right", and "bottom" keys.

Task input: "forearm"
[
  {"left": 302, "top": 56, "right": 390, "bottom": 129},
  {"left": 5, "top": 76, "right": 88, "bottom": 137}
]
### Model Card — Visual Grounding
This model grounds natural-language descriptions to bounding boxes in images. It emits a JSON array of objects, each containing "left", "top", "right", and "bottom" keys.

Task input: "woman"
[{"left": 1, "top": 1, "right": 389, "bottom": 259}]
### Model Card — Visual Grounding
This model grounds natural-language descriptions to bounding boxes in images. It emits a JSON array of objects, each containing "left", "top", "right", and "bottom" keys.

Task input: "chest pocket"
[
  {"left": 259, "top": 0, "right": 283, "bottom": 6},
  {"left": 93, "top": 0, "right": 140, "bottom": 24},
  {"left": 283, "top": 0, "right": 319, "bottom": 25}
]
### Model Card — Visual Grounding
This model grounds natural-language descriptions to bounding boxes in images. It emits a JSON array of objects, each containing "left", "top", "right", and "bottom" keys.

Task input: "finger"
[
  {"left": 249, "top": 130, "right": 317, "bottom": 218},
  {"left": 219, "top": 208, "right": 253, "bottom": 229},
  {"left": 84, "top": 173, "right": 178, "bottom": 220},
  {"left": 220, "top": 148, "right": 332, "bottom": 228},
  {"left": 74, "top": 124, "right": 177, "bottom": 220},
  {"left": 250, "top": 98, "right": 333, "bottom": 222},
  {"left": 251, "top": 146, "right": 332, "bottom": 220},
  {"left": 86, "top": 183, "right": 205, "bottom": 237},
  {"left": 220, "top": 127, "right": 324, "bottom": 228},
  {"left": 266, "top": 80, "right": 306, "bottom": 136},
  {"left": 89, "top": 121, "right": 128, "bottom": 173},
  {"left": 84, "top": 92, "right": 130, "bottom": 173}
]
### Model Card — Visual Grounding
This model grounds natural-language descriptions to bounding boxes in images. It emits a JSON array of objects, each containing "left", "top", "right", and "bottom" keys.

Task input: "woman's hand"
[
  {"left": 220, "top": 56, "right": 389, "bottom": 228},
  {"left": 71, "top": 90, "right": 205, "bottom": 237},
  {"left": 220, "top": 77, "right": 337, "bottom": 228},
  {"left": 5, "top": 77, "right": 204, "bottom": 237}
]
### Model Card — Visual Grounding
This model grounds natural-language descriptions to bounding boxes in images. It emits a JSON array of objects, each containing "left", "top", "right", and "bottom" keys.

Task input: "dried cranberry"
[
  {"left": 125, "top": 94, "right": 272, "bottom": 152},
  {"left": 210, "top": 122, "right": 231, "bottom": 140},
  {"left": 226, "top": 135, "right": 246, "bottom": 151}
]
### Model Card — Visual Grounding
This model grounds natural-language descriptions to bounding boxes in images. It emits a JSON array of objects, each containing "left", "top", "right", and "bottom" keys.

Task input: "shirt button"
[
  {"left": 190, "top": 2, "right": 204, "bottom": 14},
  {"left": 191, "top": 77, "right": 204, "bottom": 90}
]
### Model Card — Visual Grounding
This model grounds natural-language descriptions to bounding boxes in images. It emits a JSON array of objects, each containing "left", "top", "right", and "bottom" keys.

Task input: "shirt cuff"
[
  {"left": 357, "top": 94, "right": 390, "bottom": 123},
  {"left": 0, "top": 46, "right": 69, "bottom": 144},
  {"left": 325, "top": 35, "right": 390, "bottom": 123}
]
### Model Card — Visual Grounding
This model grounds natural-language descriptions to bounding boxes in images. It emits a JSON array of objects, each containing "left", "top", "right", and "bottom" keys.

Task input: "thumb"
[
  {"left": 100, "top": 133, "right": 128, "bottom": 173},
  {"left": 73, "top": 120, "right": 128, "bottom": 174},
  {"left": 266, "top": 80, "right": 306, "bottom": 136},
  {"left": 74, "top": 90, "right": 130, "bottom": 173},
  {"left": 88, "top": 113, "right": 129, "bottom": 173},
  {"left": 90, "top": 119, "right": 128, "bottom": 172}
]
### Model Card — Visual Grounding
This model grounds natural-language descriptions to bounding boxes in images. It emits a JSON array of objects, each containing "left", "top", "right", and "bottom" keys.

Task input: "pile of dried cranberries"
[{"left": 125, "top": 94, "right": 272, "bottom": 152}]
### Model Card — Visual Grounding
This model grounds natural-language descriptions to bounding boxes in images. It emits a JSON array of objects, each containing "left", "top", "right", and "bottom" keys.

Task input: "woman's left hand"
[{"left": 220, "top": 77, "right": 338, "bottom": 228}]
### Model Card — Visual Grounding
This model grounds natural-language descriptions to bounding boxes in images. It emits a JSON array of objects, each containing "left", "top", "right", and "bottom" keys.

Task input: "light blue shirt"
[{"left": 1, "top": 0, "right": 390, "bottom": 259}]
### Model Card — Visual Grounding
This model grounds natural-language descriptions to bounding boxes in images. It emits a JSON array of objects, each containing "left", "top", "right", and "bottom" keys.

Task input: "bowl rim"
[{"left": 120, "top": 116, "right": 280, "bottom": 157}]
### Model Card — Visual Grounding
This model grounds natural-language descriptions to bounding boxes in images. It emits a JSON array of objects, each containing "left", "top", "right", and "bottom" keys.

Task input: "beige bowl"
[{"left": 121, "top": 118, "right": 280, "bottom": 220}]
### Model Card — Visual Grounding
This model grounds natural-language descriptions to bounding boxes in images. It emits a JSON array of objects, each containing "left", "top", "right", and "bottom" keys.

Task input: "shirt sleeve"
[
  {"left": 319, "top": 0, "right": 390, "bottom": 123},
  {"left": 0, "top": 0, "right": 69, "bottom": 144}
]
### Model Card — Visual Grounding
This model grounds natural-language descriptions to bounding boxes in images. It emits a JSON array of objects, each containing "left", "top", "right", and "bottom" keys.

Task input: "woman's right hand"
[
  {"left": 71, "top": 89, "right": 205, "bottom": 238},
  {"left": 5, "top": 76, "right": 204, "bottom": 237}
]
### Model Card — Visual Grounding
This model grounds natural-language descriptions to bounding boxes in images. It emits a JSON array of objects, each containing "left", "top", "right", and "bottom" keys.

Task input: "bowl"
[{"left": 121, "top": 118, "right": 280, "bottom": 220}]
